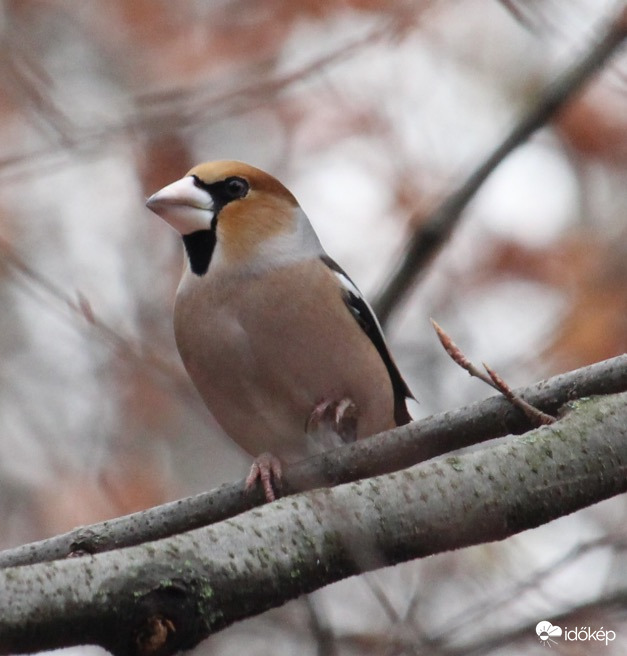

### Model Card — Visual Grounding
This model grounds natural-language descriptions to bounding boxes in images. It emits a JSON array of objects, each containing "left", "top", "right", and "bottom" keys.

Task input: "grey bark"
[
  {"left": 1, "top": 353, "right": 625, "bottom": 571},
  {"left": 0, "top": 392, "right": 626, "bottom": 656}
]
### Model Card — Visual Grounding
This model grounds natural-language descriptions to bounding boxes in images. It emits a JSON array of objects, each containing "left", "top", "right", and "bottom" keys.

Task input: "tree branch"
[
  {"left": 1, "top": 392, "right": 626, "bottom": 656},
  {"left": 431, "top": 318, "right": 556, "bottom": 425},
  {"left": 373, "top": 5, "right": 627, "bottom": 324},
  {"left": 0, "top": 353, "right": 626, "bottom": 570}
]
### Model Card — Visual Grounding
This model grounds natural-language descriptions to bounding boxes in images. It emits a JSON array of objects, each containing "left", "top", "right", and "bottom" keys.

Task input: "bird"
[{"left": 145, "top": 160, "right": 413, "bottom": 501}]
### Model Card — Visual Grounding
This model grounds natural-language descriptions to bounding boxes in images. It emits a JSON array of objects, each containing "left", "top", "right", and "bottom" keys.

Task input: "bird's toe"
[
  {"left": 245, "top": 452, "right": 283, "bottom": 502},
  {"left": 306, "top": 397, "right": 359, "bottom": 446}
]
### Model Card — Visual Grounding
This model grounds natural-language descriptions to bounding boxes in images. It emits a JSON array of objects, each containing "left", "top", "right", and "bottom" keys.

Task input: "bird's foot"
[
  {"left": 306, "top": 397, "right": 359, "bottom": 443},
  {"left": 245, "top": 452, "right": 283, "bottom": 502}
]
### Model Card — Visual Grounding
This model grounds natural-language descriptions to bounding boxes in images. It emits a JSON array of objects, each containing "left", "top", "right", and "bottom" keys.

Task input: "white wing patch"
[{"left": 330, "top": 269, "right": 385, "bottom": 336}]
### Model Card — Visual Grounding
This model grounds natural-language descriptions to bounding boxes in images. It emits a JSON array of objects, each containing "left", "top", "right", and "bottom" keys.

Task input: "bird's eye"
[{"left": 225, "top": 176, "right": 249, "bottom": 199}]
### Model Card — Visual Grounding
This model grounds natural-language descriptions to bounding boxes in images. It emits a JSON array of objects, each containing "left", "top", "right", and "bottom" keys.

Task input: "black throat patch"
[{"left": 182, "top": 227, "right": 216, "bottom": 276}]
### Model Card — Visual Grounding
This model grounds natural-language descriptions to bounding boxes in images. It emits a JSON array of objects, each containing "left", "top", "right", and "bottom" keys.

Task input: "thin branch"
[
  {"left": 483, "top": 363, "right": 554, "bottom": 425},
  {"left": 2, "top": 42, "right": 76, "bottom": 146},
  {"left": 0, "top": 392, "right": 626, "bottom": 656},
  {"left": 431, "top": 319, "right": 555, "bottom": 426},
  {"left": 409, "top": 535, "right": 626, "bottom": 653},
  {"left": 134, "top": 21, "right": 397, "bottom": 129},
  {"left": 0, "top": 353, "right": 625, "bottom": 570},
  {"left": 430, "top": 319, "right": 489, "bottom": 382},
  {"left": 443, "top": 589, "right": 627, "bottom": 656},
  {"left": 304, "top": 596, "right": 338, "bottom": 656},
  {"left": 0, "top": 236, "right": 199, "bottom": 408},
  {"left": 498, "top": 0, "right": 538, "bottom": 31},
  {"left": 0, "top": 22, "right": 396, "bottom": 179},
  {"left": 373, "top": 6, "right": 627, "bottom": 324},
  {"left": 332, "top": 587, "right": 627, "bottom": 656}
]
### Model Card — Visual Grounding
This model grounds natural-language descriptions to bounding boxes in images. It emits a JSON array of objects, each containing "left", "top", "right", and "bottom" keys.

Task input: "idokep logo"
[
  {"left": 536, "top": 620, "right": 617, "bottom": 647},
  {"left": 536, "top": 621, "right": 562, "bottom": 647}
]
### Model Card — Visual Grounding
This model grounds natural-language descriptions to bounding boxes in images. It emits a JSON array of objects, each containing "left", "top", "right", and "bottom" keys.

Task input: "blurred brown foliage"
[{"left": 0, "top": 1, "right": 626, "bottom": 654}]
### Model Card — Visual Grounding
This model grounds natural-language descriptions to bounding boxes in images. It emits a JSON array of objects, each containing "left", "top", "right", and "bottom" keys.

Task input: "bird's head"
[{"left": 146, "top": 160, "right": 319, "bottom": 275}]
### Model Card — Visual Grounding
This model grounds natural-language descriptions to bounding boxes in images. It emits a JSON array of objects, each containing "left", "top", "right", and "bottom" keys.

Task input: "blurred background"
[{"left": 1, "top": 0, "right": 626, "bottom": 654}]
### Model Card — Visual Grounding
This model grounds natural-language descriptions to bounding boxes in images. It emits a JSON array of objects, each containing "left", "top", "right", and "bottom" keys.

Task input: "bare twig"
[
  {"left": 483, "top": 361, "right": 555, "bottom": 425},
  {"left": 498, "top": 0, "right": 537, "bottom": 31},
  {"left": 2, "top": 39, "right": 76, "bottom": 146},
  {"left": 442, "top": 589, "right": 627, "bottom": 656},
  {"left": 0, "top": 22, "right": 395, "bottom": 179},
  {"left": 304, "top": 596, "right": 338, "bottom": 656},
  {"left": 331, "top": 586, "right": 627, "bottom": 656},
  {"left": 374, "top": 6, "right": 627, "bottom": 324},
  {"left": 430, "top": 319, "right": 494, "bottom": 386},
  {"left": 0, "top": 236, "right": 197, "bottom": 407},
  {"left": 134, "top": 21, "right": 396, "bottom": 129},
  {"left": 431, "top": 319, "right": 556, "bottom": 426},
  {"left": 420, "top": 534, "right": 626, "bottom": 653}
]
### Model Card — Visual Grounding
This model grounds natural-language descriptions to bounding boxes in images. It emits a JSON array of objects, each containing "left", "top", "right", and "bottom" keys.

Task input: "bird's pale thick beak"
[{"left": 146, "top": 176, "right": 215, "bottom": 235}]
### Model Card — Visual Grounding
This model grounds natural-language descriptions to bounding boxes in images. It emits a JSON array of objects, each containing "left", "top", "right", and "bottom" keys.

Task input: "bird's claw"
[
  {"left": 245, "top": 452, "right": 283, "bottom": 502},
  {"left": 306, "top": 397, "right": 359, "bottom": 442}
]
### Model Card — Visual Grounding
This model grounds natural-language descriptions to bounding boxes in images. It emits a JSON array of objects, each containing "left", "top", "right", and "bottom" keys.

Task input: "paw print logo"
[{"left": 536, "top": 621, "right": 562, "bottom": 647}]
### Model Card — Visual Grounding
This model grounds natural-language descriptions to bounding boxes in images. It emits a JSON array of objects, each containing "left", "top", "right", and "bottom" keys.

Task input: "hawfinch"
[{"left": 146, "top": 161, "right": 413, "bottom": 501}]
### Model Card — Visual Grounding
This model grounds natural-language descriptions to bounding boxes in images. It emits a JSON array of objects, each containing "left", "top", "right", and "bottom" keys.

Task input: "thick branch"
[
  {"left": 373, "top": 6, "right": 627, "bottom": 324},
  {"left": 0, "top": 393, "right": 626, "bottom": 656},
  {"left": 1, "top": 353, "right": 626, "bottom": 569}
]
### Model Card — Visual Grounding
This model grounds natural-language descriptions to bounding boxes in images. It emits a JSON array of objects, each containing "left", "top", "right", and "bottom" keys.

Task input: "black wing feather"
[{"left": 321, "top": 255, "right": 413, "bottom": 426}]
